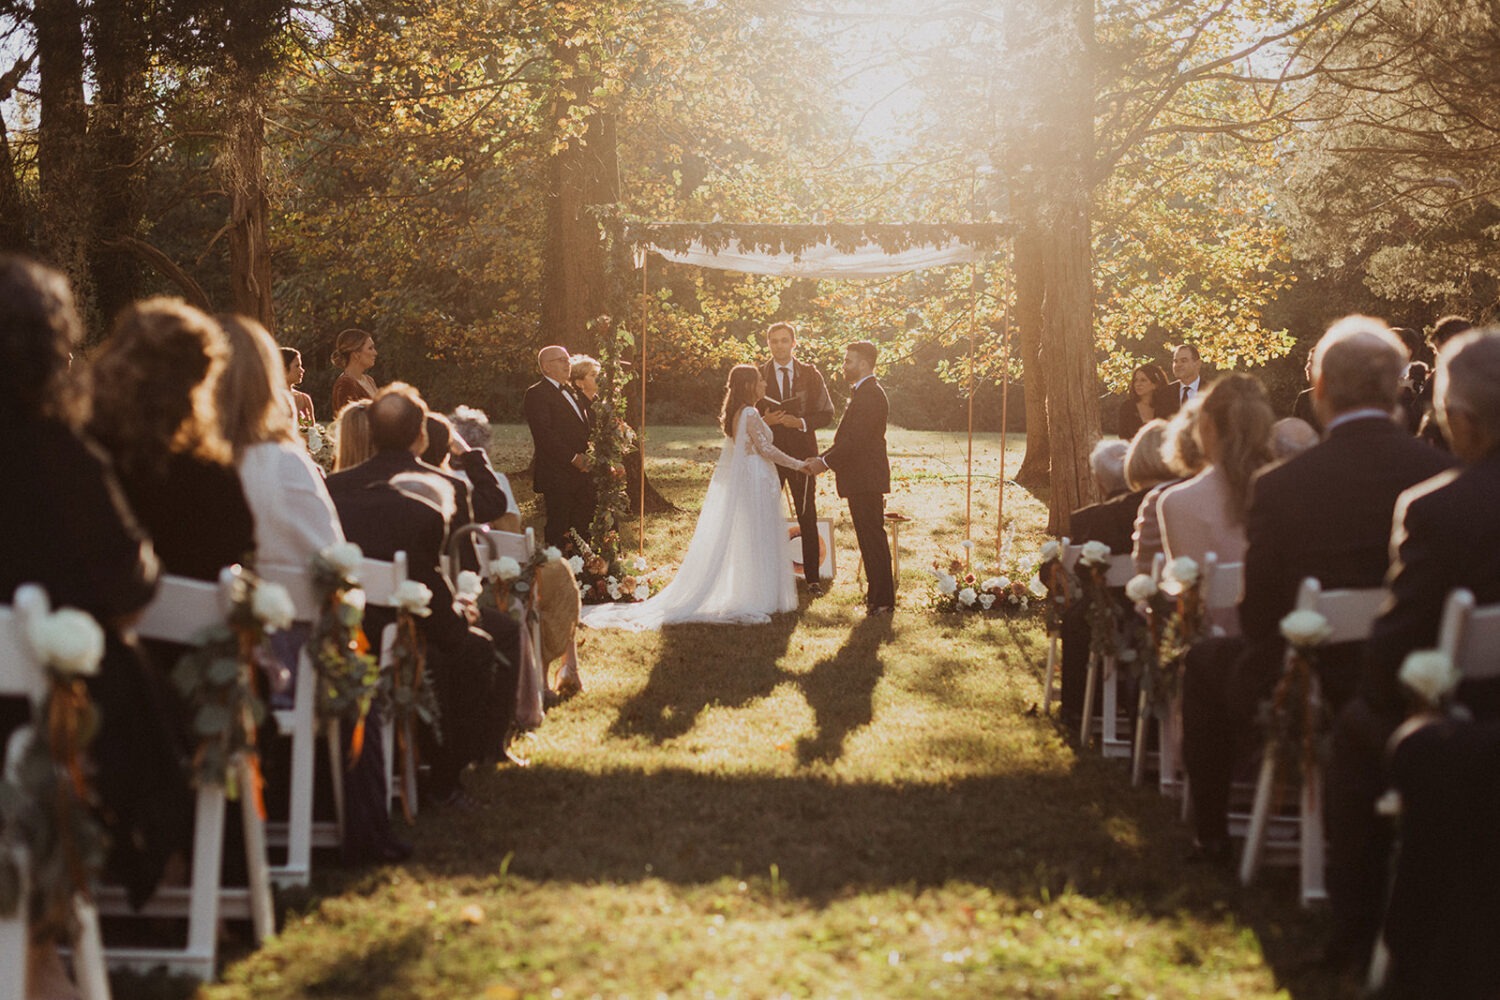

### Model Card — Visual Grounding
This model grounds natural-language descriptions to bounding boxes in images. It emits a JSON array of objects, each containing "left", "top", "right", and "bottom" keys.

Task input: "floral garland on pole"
[
  {"left": 171, "top": 571, "right": 292, "bottom": 809},
  {"left": 1259, "top": 610, "right": 1333, "bottom": 787},
  {"left": 1146, "top": 557, "right": 1207, "bottom": 710},
  {"left": 0, "top": 592, "right": 108, "bottom": 939},
  {"left": 1036, "top": 540, "right": 1077, "bottom": 640},
  {"left": 1074, "top": 542, "right": 1124, "bottom": 666},
  {"left": 308, "top": 543, "right": 380, "bottom": 761},
  {"left": 926, "top": 539, "right": 1045, "bottom": 615}
]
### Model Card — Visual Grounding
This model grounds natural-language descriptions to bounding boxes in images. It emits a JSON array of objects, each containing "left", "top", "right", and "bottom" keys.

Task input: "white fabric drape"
[
  {"left": 642, "top": 238, "right": 982, "bottom": 279},
  {"left": 581, "top": 407, "right": 798, "bottom": 630}
]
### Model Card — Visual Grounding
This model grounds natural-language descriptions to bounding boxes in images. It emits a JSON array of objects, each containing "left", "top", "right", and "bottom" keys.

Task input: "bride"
[{"left": 581, "top": 364, "right": 809, "bottom": 630}]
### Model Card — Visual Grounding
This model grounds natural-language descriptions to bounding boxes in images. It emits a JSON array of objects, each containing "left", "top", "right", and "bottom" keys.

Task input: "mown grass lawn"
[{"left": 122, "top": 425, "right": 1350, "bottom": 999}]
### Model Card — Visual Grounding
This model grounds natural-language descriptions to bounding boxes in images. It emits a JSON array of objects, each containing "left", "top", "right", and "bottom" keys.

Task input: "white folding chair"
[
  {"left": 1438, "top": 588, "right": 1500, "bottom": 683},
  {"left": 97, "top": 569, "right": 275, "bottom": 980},
  {"left": 0, "top": 586, "right": 111, "bottom": 1000},
  {"left": 345, "top": 556, "right": 413, "bottom": 822},
  {"left": 1076, "top": 548, "right": 1137, "bottom": 758},
  {"left": 481, "top": 527, "right": 554, "bottom": 729},
  {"left": 1040, "top": 537, "right": 1073, "bottom": 716},
  {"left": 1239, "top": 578, "right": 1386, "bottom": 906}
]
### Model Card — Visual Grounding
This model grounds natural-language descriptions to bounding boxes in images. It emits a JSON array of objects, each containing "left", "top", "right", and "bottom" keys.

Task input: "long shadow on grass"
[{"left": 795, "top": 615, "right": 893, "bottom": 765}]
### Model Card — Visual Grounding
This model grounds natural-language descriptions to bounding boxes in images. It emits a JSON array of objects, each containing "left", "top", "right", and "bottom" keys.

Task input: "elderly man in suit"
[
  {"left": 1180, "top": 316, "right": 1454, "bottom": 869},
  {"left": 1326, "top": 328, "right": 1500, "bottom": 973},
  {"left": 327, "top": 385, "right": 523, "bottom": 809},
  {"left": 1153, "top": 343, "right": 1207, "bottom": 417},
  {"left": 759, "top": 322, "right": 835, "bottom": 593},
  {"left": 807, "top": 341, "right": 894, "bottom": 615},
  {"left": 524, "top": 344, "right": 594, "bottom": 549}
]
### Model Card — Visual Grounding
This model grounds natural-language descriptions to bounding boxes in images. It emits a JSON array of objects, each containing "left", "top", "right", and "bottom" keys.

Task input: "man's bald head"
[
  {"left": 538, "top": 345, "right": 571, "bottom": 382},
  {"left": 370, "top": 382, "right": 428, "bottom": 453},
  {"left": 1313, "top": 315, "right": 1408, "bottom": 418}
]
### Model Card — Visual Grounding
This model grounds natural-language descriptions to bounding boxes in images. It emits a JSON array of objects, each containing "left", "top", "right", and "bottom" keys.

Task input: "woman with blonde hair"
[
  {"left": 1131, "top": 401, "right": 1205, "bottom": 574},
  {"left": 333, "top": 398, "right": 373, "bottom": 471},
  {"left": 91, "top": 298, "right": 255, "bottom": 579},
  {"left": 330, "top": 327, "right": 377, "bottom": 414},
  {"left": 218, "top": 314, "right": 345, "bottom": 571}
]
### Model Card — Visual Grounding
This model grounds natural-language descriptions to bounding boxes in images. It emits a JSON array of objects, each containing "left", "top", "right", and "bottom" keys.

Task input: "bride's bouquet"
[{"left": 568, "top": 528, "right": 662, "bottom": 605}]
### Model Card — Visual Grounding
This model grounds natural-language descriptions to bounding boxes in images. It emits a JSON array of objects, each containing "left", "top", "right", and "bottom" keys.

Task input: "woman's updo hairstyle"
[{"left": 330, "top": 327, "right": 372, "bottom": 368}]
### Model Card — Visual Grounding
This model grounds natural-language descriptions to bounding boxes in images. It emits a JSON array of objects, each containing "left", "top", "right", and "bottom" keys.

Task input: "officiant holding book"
[{"left": 759, "top": 322, "right": 835, "bottom": 592}]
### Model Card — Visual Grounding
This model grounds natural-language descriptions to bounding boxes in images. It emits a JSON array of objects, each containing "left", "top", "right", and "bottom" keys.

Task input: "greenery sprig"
[{"left": 308, "top": 544, "right": 380, "bottom": 757}]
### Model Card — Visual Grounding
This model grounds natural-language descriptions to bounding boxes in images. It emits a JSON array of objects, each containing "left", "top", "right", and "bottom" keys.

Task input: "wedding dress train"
[{"left": 581, "top": 406, "right": 801, "bottom": 630}]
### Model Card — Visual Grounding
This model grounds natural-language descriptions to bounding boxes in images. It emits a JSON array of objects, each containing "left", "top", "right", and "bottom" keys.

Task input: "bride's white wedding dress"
[{"left": 581, "top": 406, "right": 802, "bottom": 630}]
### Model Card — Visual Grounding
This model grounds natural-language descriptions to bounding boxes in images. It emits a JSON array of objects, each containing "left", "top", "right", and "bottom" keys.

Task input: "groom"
[{"left": 807, "top": 341, "right": 894, "bottom": 615}]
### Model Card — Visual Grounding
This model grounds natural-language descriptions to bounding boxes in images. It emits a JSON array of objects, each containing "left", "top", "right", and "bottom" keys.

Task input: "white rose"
[
  {"left": 980, "top": 577, "right": 1001, "bottom": 593},
  {"left": 1162, "top": 556, "right": 1199, "bottom": 593},
  {"left": 305, "top": 423, "right": 324, "bottom": 452},
  {"left": 543, "top": 546, "right": 563, "bottom": 562},
  {"left": 1279, "top": 609, "right": 1332, "bottom": 647},
  {"left": 632, "top": 556, "right": 648, "bottom": 572},
  {"left": 29, "top": 608, "right": 105, "bottom": 677},
  {"left": 936, "top": 573, "right": 958, "bottom": 596},
  {"left": 252, "top": 582, "right": 297, "bottom": 632},
  {"left": 960, "top": 539, "right": 975, "bottom": 551},
  {"left": 958, "top": 587, "right": 977, "bottom": 607},
  {"left": 978, "top": 593, "right": 996, "bottom": 610},
  {"left": 489, "top": 556, "right": 522, "bottom": 582},
  {"left": 1018, "top": 597, "right": 1029, "bottom": 611},
  {"left": 394, "top": 580, "right": 433, "bottom": 617},
  {"left": 1399, "top": 649, "right": 1459, "bottom": 707},
  {"left": 1027, "top": 574, "right": 1048, "bottom": 598},
  {"left": 1078, "top": 540, "right": 1112, "bottom": 567},
  {"left": 633, "top": 583, "right": 650, "bottom": 601},
  {"left": 607, "top": 581, "right": 621, "bottom": 600},
  {"left": 322, "top": 542, "right": 364, "bottom": 579},
  {"left": 455, "top": 570, "right": 484, "bottom": 600},
  {"left": 338, "top": 587, "right": 367, "bottom": 627},
  {"left": 568, "top": 555, "right": 585, "bottom": 576},
  {"left": 1125, "top": 575, "right": 1158, "bottom": 602},
  {"left": 1039, "top": 540, "right": 1060, "bottom": 562}
]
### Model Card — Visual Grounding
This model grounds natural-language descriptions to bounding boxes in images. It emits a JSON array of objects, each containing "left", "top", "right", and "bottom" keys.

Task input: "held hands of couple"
[{"left": 801, "top": 457, "right": 828, "bottom": 476}]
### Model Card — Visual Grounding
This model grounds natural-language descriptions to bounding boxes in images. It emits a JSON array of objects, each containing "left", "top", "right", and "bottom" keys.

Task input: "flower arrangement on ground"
[
  {"left": 927, "top": 539, "right": 1044, "bottom": 615},
  {"left": 569, "top": 528, "right": 661, "bottom": 605}
]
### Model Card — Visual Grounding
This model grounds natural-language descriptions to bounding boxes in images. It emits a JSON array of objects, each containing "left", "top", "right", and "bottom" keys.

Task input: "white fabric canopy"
[{"left": 640, "top": 237, "right": 983, "bottom": 278}]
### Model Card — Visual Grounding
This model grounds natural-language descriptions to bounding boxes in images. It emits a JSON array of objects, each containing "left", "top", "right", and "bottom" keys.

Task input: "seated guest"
[
  {"left": 1158, "top": 374, "right": 1274, "bottom": 586},
  {"left": 448, "top": 404, "right": 520, "bottom": 532},
  {"left": 281, "top": 346, "right": 315, "bottom": 424},
  {"left": 333, "top": 399, "right": 373, "bottom": 471},
  {"left": 326, "top": 386, "right": 524, "bottom": 802},
  {"left": 1133, "top": 397, "right": 1205, "bottom": 575},
  {"left": 1181, "top": 317, "right": 1454, "bottom": 871},
  {"left": 1116, "top": 363, "right": 1168, "bottom": 441},
  {"left": 1290, "top": 349, "right": 1321, "bottom": 434},
  {"left": 0, "top": 258, "right": 193, "bottom": 956},
  {"left": 1414, "top": 314, "right": 1473, "bottom": 450},
  {"left": 91, "top": 298, "right": 255, "bottom": 579},
  {"left": 1329, "top": 327, "right": 1500, "bottom": 970},
  {"left": 1270, "top": 416, "right": 1320, "bottom": 461}
]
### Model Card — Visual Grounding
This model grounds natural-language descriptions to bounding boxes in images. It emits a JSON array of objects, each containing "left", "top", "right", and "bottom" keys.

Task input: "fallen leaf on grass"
[{"left": 460, "top": 903, "right": 486, "bottom": 924}]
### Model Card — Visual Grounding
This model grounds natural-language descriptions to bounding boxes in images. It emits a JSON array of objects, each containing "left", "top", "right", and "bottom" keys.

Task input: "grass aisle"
[{"left": 193, "top": 427, "right": 1339, "bottom": 1000}]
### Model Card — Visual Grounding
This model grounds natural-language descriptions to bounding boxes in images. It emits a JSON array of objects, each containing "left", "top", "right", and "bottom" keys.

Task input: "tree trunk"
[
  {"left": 540, "top": 43, "right": 618, "bottom": 356},
  {"left": 0, "top": 115, "right": 29, "bottom": 253},
  {"left": 87, "top": 0, "right": 150, "bottom": 324},
  {"left": 1012, "top": 229, "right": 1050, "bottom": 487},
  {"left": 225, "top": 85, "right": 275, "bottom": 332},
  {"left": 34, "top": 0, "right": 94, "bottom": 327}
]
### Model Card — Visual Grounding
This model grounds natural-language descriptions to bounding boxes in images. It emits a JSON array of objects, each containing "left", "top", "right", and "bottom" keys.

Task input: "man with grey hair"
[
  {"left": 1325, "top": 327, "right": 1500, "bottom": 976},
  {"left": 1180, "top": 315, "right": 1454, "bottom": 873}
]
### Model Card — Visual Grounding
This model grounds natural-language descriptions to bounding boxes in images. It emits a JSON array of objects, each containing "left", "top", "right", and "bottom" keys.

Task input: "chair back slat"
[
  {"left": 254, "top": 564, "right": 321, "bottom": 622},
  {"left": 1439, "top": 588, "right": 1500, "bottom": 682},
  {"left": 0, "top": 586, "right": 49, "bottom": 706},
  {"left": 1200, "top": 554, "right": 1244, "bottom": 611},
  {"left": 356, "top": 553, "right": 408, "bottom": 608},
  {"left": 1104, "top": 553, "right": 1135, "bottom": 588},
  {"left": 482, "top": 527, "right": 536, "bottom": 566},
  {"left": 134, "top": 570, "right": 235, "bottom": 644},
  {"left": 1293, "top": 578, "right": 1387, "bottom": 645}
]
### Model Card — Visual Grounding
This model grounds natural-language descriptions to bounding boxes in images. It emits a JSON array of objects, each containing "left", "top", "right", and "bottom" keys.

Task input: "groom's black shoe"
[
  {"left": 866, "top": 605, "right": 894, "bottom": 617},
  {"left": 807, "top": 582, "right": 825, "bottom": 596}
]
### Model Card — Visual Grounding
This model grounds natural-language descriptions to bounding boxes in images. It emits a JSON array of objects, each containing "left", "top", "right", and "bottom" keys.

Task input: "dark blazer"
[
  {"left": 759, "top": 357, "right": 835, "bottom": 460},
  {"left": 1115, "top": 395, "right": 1153, "bottom": 441},
  {"left": 1153, "top": 375, "right": 1211, "bottom": 418},
  {"left": 822, "top": 376, "right": 890, "bottom": 498},
  {"left": 1069, "top": 488, "right": 1148, "bottom": 555},
  {"left": 448, "top": 449, "right": 509, "bottom": 524},
  {"left": 1238, "top": 416, "right": 1456, "bottom": 700},
  {"left": 1365, "top": 450, "right": 1500, "bottom": 716},
  {"left": 115, "top": 452, "right": 255, "bottom": 581},
  {"left": 524, "top": 377, "right": 591, "bottom": 496}
]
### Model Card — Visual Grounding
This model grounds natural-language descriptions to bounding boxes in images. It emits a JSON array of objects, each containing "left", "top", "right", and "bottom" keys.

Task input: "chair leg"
[
  {"left": 184, "top": 783, "right": 226, "bottom": 972},
  {"left": 1042, "top": 632, "right": 1059, "bottom": 716},
  {"left": 1131, "top": 688, "right": 1151, "bottom": 786},
  {"left": 1101, "top": 656, "right": 1120, "bottom": 750},
  {"left": 278, "top": 656, "right": 317, "bottom": 887},
  {"left": 1300, "top": 763, "right": 1328, "bottom": 906},
  {"left": 237, "top": 756, "right": 276, "bottom": 945},
  {"left": 381, "top": 716, "right": 397, "bottom": 818},
  {"left": 325, "top": 719, "right": 346, "bottom": 844},
  {"left": 1240, "top": 748, "right": 1279, "bottom": 886},
  {"left": 401, "top": 722, "right": 418, "bottom": 820},
  {"left": 69, "top": 896, "right": 110, "bottom": 1000},
  {"left": 1079, "top": 654, "right": 1099, "bottom": 747}
]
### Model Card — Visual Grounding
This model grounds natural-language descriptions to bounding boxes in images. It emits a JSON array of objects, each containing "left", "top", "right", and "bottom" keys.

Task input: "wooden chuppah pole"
[
  {"left": 638, "top": 254, "right": 649, "bottom": 555},
  {"left": 964, "top": 260, "right": 978, "bottom": 569},
  {"left": 997, "top": 240, "right": 1012, "bottom": 564}
]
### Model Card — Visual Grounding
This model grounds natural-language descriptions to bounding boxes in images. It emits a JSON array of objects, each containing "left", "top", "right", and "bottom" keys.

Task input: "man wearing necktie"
[
  {"left": 1154, "top": 342, "right": 1207, "bottom": 417},
  {"left": 758, "top": 322, "right": 835, "bottom": 593},
  {"left": 524, "top": 344, "right": 596, "bottom": 548}
]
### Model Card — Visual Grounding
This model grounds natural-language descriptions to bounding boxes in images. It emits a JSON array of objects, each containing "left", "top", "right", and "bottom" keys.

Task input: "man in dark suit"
[
  {"left": 1153, "top": 343, "right": 1207, "bottom": 417},
  {"left": 1413, "top": 314, "right": 1473, "bottom": 451},
  {"left": 524, "top": 344, "right": 594, "bottom": 549},
  {"left": 327, "top": 386, "right": 522, "bottom": 809},
  {"left": 759, "top": 322, "right": 835, "bottom": 593},
  {"left": 807, "top": 341, "right": 894, "bottom": 614},
  {"left": 1180, "top": 318, "right": 1455, "bottom": 872},
  {"left": 1327, "top": 328, "right": 1500, "bottom": 970}
]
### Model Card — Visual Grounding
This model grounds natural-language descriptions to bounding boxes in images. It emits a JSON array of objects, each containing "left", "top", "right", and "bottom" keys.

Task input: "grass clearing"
[{"left": 119, "top": 426, "right": 1348, "bottom": 999}]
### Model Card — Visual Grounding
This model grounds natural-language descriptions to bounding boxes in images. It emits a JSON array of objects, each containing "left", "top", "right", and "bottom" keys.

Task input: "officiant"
[{"left": 758, "top": 322, "right": 835, "bottom": 593}]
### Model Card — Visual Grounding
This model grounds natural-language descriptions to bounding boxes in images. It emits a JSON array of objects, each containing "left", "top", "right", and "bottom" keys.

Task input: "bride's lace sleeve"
[{"left": 743, "top": 408, "right": 805, "bottom": 471}]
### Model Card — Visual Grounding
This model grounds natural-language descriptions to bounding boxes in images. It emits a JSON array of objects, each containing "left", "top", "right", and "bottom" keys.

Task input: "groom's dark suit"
[
  {"left": 524, "top": 376, "right": 595, "bottom": 548},
  {"left": 759, "top": 357, "right": 835, "bottom": 585},
  {"left": 822, "top": 375, "right": 894, "bottom": 610}
]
